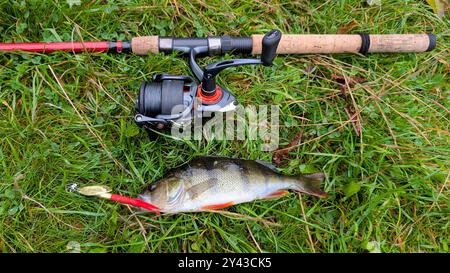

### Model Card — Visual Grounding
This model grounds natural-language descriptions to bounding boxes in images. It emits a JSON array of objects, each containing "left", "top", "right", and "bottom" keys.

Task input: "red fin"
[
  {"left": 263, "top": 190, "right": 290, "bottom": 199},
  {"left": 201, "top": 201, "right": 235, "bottom": 210}
]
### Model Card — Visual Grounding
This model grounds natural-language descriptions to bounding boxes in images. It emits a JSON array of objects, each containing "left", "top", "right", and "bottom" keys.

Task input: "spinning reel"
[{"left": 134, "top": 29, "right": 282, "bottom": 130}]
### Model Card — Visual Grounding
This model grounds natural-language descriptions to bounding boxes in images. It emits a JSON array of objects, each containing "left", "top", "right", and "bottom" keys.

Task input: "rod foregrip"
[
  {"left": 251, "top": 34, "right": 436, "bottom": 54},
  {"left": 131, "top": 36, "right": 159, "bottom": 55}
]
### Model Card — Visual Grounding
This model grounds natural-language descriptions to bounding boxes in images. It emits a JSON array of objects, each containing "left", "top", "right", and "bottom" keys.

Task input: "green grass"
[{"left": 0, "top": 0, "right": 449, "bottom": 253}]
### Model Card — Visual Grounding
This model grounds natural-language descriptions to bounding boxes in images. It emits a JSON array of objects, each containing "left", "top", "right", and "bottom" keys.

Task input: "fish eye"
[{"left": 149, "top": 183, "right": 157, "bottom": 191}]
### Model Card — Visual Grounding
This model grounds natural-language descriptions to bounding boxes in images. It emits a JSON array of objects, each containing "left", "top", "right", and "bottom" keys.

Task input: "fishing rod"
[
  {"left": 0, "top": 33, "right": 436, "bottom": 55},
  {"left": 0, "top": 31, "right": 437, "bottom": 131}
]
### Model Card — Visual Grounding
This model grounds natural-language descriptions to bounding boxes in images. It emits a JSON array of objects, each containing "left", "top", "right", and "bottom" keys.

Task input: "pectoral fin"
[{"left": 186, "top": 178, "right": 219, "bottom": 199}]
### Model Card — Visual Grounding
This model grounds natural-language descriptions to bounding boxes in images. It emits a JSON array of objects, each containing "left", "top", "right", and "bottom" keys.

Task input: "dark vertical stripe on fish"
[
  {"left": 254, "top": 161, "right": 270, "bottom": 188},
  {"left": 201, "top": 157, "right": 220, "bottom": 194},
  {"left": 240, "top": 160, "right": 251, "bottom": 192},
  {"left": 200, "top": 157, "right": 216, "bottom": 171}
]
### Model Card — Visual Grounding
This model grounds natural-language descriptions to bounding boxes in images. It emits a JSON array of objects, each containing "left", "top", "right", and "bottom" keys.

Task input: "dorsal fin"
[{"left": 255, "top": 160, "right": 280, "bottom": 173}]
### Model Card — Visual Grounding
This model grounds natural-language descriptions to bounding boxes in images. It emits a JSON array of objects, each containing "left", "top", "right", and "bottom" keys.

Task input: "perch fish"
[{"left": 140, "top": 156, "right": 328, "bottom": 213}]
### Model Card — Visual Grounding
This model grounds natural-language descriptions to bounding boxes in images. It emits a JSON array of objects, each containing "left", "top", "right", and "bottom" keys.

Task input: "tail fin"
[{"left": 294, "top": 173, "right": 329, "bottom": 198}]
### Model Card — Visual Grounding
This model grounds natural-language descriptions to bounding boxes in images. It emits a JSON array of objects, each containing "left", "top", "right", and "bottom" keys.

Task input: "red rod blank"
[{"left": 0, "top": 41, "right": 110, "bottom": 53}]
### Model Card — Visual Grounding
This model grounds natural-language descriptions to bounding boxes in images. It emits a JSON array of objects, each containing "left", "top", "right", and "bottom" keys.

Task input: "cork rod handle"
[
  {"left": 252, "top": 34, "right": 436, "bottom": 54},
  {"left": 131, "top": 36, "right": 159, "bottom": 55}
]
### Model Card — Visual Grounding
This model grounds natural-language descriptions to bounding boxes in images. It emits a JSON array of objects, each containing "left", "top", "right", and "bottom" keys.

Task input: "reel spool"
[
  {"left": 135, "top": 74, "right": 198, "bottom": 130},
  {"left": 134, "top": 29, "right": 282, "bottom": 130}
]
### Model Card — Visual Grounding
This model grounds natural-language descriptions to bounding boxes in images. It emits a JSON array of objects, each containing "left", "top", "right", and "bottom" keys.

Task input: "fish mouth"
[
  {"left": 138, "top": 194, "right": 165, "bottom": 213},
  {"left": 138, "top": 194, "right": 151, "bottom": 204}
]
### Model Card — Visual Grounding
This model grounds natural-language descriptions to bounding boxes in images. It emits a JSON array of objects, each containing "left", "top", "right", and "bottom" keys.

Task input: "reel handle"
[
  {"left": 261, "top": 30, "right": 282, "bottom": 66},
  {"left": 201, "top": 29, "right": 282, "bottom": 93}
]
